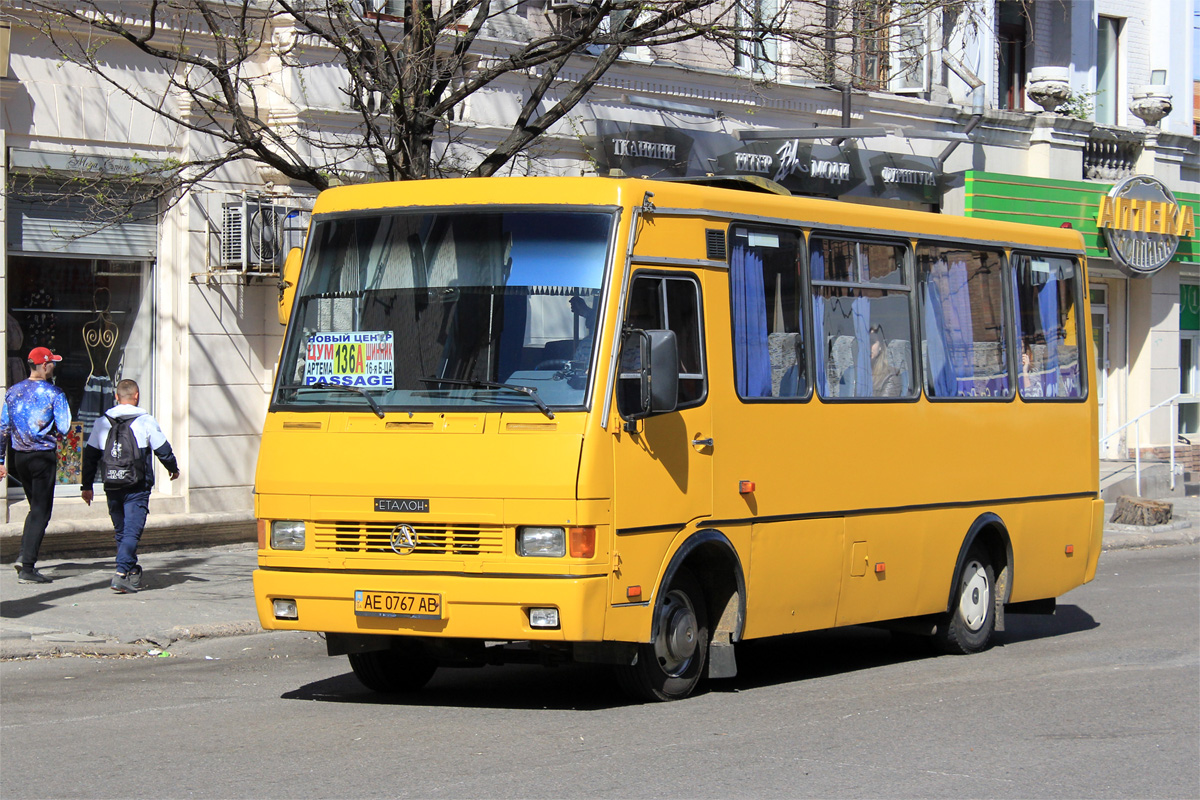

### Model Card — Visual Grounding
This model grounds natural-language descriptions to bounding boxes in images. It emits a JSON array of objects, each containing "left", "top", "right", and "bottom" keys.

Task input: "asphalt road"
[{"left": 2, "top": 545, "right": 1196, "bottom": 800}]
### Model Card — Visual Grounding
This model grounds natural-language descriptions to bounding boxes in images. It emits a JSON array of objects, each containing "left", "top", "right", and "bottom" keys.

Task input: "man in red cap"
[{"left": 1, "top": 346, "right": 72, "bottom": 583}]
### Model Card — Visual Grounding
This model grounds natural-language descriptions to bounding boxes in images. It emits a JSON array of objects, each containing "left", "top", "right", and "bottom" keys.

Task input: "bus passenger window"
[
  {"left": 917, "top": 246, "right": 1010, "bottom": 399},
  {"left": 618, "top": 274, "right": 706, "bottom": 417},
  {"left": 730, "top": 226, "right": 808, "bottom": 400},
  {"left": 810, "top": 236, "right": 914, "bottom": 400},
  {"left": 1013, "top": 254, "right": 1084, "bottom": 399}
]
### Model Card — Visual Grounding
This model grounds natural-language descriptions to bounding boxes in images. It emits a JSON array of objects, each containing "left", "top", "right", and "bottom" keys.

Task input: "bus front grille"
[{"left": 312, "top": 522, "right": 505, "bottom": 555}]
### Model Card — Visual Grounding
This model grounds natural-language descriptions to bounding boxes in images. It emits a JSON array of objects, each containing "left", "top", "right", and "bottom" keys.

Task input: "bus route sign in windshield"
[{"left": 304, "top": 331, "right": 395, "bottom": 388}]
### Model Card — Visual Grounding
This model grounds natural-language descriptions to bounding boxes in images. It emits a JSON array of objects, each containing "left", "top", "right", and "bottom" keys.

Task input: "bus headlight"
[
  {"left": 273, "top": 599, "right": 299, "bottom": 620},
  {"left": 529, "top": 608, "right": 560, "bottom": 628},
  {"left": 517, "top": 527, "right": 565, "bottom": 558},
  {"left": 271, "top": 520, "right": 306, "bottom": 550}
]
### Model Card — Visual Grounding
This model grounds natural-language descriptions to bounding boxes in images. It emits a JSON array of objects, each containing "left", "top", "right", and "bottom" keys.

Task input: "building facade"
[{"left": 0, "top": 0, "right": 1196, "bottom": 552}]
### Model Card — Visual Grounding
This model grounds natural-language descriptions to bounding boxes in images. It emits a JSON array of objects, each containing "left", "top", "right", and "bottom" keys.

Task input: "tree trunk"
[{"left": 1109, "top": 496, "right": 1173, "bottom": 526}]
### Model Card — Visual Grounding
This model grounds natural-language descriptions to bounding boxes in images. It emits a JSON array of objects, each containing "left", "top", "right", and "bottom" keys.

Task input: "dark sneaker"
[
  {"left": 17, "top": 568, "right": 52, "bottom": 584},
  {"left": 111, "top": 572, "right": 138, "bottom": 593},
  {"left": 128, "top": 565, "right": 144, "bottom": 591}
]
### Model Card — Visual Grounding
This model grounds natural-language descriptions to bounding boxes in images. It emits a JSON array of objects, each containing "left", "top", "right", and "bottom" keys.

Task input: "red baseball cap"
[{"left": 28, "top": 347, "right": 63, "bottom": 365}]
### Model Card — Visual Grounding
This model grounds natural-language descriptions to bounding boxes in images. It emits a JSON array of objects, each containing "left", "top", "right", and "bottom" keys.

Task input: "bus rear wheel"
[
  {"left": 347, "top": 645, "right": 437, "bottom": 693},
  {"left": 937, "top": 543, "right": 996, "bottom": 655},
  {"left": 616, "top": 568, "right": 709, "bottom": 702}
]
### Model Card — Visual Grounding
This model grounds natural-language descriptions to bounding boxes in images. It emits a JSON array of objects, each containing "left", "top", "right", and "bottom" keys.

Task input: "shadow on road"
[
  {"left": 279, "top": 604, "right": 1099, "bottom": 709},
  {"left": 282, "top": 661, "right": 630, "bottom": 711},
  {"left": 997, "top": 603, "right": 1100, "bottom": 643},
  {"left": 0, "top": 556, "right": 214, "bottom": 620}
]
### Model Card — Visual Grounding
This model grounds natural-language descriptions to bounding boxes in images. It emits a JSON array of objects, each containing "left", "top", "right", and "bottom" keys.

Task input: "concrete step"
[
  {"left": 1100, "top": 460, "right": 1190, "bottom": 503},
  {"left": 5, "top": 492, "right": 186, "bottom": 527}
]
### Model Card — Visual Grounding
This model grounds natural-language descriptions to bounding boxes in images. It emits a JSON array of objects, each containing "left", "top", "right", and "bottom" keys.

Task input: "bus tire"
[
  {"left": 937, "top": 543, "right": 996, "bottom": 655},
  {"left": 347, "top": 646, "right": 437, "bottom": 693},
  {"left": 616, "top": 568, "right": 708, "bottom": 701}
]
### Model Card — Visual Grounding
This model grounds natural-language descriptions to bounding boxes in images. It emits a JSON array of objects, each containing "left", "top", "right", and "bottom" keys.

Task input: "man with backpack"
[{"left": 81, "top": 379, "right": 179, "bottom": 594}]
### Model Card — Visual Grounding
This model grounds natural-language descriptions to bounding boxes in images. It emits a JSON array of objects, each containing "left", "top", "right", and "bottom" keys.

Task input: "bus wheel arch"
[
  {"left": 938, "top": 514, "right": 1012, "bottom": 654},
  {"left": 617, "top": 530, "right": 745, "bottom": 701}
]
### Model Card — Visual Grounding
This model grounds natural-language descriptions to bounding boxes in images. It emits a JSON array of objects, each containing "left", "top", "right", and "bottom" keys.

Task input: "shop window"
[
  {"left": 810, "top": 235, "right": 914, "bottom": 400},
  {"left": 7, "top": 256, "right": 154, "bottom": 485},
  {"left": 1181, "top": 283, "right": 1200, "bottom": 437},
  {"left": 917, "top": 245, "right": 1010, "bottom": 399},
  {"left": 730, "top": 226, "right": 808, "bottom": 400},
  {"left": 1012, "top": 253, "right": 1084, "bottom": 400}
]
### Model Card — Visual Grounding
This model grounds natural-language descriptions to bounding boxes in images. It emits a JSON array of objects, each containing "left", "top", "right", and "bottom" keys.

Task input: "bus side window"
[
  {"left": 917, "top": 245, "right": 1010, "bottom": 399},
  {"left": 730, "top": 226, "right": 809, "bottom": 400},
  {"left": 810, "top": 235, "right": 914, "bottom": 400},
  {"left": 617, "top": 273, "right": 706, "bottom": 417},
  {"left": 1012, "top": 253, "right": 1085, "bottom": 400}
]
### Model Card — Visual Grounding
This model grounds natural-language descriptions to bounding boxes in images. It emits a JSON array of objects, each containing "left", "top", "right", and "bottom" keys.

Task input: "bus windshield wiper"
[
  {"left": 419, "top": 377, "right": 555, "bottom": 419},
  {"left": 283, "top": 382, "right": 386, "bottom": 419}
]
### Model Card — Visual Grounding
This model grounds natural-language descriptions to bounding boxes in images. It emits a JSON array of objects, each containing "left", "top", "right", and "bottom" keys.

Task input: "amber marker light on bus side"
[
  {"left": 627, "top": 585, "right": 642, "bottom": 600},
  {"left": 875, "top": 562, "right": 886, "bottom": 574},
  {"left": 739, "top": 480, "right": 755, "bottom": 494},
  {"left": 569, "top": 527, "right": 596, "bottom": 558},
  {"left": 1065, "top": 544, "right": 1075, "bottom": 556}
]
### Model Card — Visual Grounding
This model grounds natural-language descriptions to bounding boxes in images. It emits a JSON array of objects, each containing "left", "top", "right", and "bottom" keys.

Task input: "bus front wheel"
[
  {"left": 347, "top": 646, "right": 437, "bottom": 693},
  {"left": 937, "top": 543, "right": 996, "bottom": 655},
  {"left": 616, "top": 568, "right": 709, "bottom": 702}
]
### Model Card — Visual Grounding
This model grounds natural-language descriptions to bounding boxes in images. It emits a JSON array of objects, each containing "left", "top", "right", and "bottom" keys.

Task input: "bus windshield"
[{"left": 274, "top": 210, "right": 614, "bottom": 413}]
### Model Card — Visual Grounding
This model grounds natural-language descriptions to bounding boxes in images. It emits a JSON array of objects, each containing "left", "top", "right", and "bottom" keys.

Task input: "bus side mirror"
[
  {"left": 277, "top": 247, "right": 302, "bottom": 326},
  {"left": 639, "top": 329, "right": 678, "bottom": 418}
]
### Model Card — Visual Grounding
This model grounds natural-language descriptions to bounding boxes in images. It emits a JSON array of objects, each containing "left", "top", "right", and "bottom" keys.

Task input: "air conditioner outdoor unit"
[{"left": 221, "top": 197, "right": 298, "bottom": 269}]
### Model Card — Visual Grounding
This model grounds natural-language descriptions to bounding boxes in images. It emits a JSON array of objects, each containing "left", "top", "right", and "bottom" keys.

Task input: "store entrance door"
[{"left": 1091, "top": 286, "right": 1110, "bottom": 455}]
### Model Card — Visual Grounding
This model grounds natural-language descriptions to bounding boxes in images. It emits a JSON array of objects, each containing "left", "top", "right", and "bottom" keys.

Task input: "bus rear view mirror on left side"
[{"left": 624, "top": 328, "right": 678, "bottom": 421}]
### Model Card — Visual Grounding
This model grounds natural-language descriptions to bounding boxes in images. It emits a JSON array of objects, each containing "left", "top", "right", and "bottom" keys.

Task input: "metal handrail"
[{"left": 1100, "top": 393, "right": 1183, "bottom": 496}]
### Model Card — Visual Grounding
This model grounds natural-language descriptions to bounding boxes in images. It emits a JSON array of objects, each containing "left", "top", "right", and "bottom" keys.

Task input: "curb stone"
[
  {"left": 1, "top": 620, "right": 268, "bottom": 660},
  {"left": 0, "top": 640, "right": 148, "bottom": 659},
  {"left": 156, "top": 620, "right": 264, "bottom": 644}
]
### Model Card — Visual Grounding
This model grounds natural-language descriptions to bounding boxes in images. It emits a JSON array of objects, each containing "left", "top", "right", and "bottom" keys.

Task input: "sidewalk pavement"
[{"left": 2, "top": 509, "right": 1196, "bottom": 660}]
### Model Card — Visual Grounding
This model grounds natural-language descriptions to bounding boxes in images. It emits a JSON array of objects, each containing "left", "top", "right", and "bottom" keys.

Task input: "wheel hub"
[
  {"left": 959, "top": 559, "right": 991, "bottom": 631},
  {"left": 655, "top": 590, "right": 697, "bottom": 675}
]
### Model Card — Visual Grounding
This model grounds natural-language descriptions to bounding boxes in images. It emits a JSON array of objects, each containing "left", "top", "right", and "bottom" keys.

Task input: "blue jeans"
[{"left": 106, "top": 488, "right": 151, "bottom": 575}]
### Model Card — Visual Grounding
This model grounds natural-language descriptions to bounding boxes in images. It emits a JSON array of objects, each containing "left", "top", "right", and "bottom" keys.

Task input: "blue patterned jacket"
[{"left": 0, "top": 379, "right": 72, "bottom": 462}]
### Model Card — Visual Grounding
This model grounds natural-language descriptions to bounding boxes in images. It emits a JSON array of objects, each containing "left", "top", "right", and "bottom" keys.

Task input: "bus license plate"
[{"left": 354, "top": 590, "right": 443, "bottom": 619}]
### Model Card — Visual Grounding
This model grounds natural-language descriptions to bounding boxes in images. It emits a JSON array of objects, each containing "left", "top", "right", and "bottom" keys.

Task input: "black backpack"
[{"left": 101, "top": 414, "right": 144, "bottom": 490}]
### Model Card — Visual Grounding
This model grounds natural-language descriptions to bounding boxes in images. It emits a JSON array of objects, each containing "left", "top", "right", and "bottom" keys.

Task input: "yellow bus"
[{"left": 253, "top": 176, "right": 1102, "bottom": 701}]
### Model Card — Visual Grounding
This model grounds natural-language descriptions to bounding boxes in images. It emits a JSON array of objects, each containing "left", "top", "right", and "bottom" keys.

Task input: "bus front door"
[{"left": 610, "top": 271, "right": 713, "bottom": 597}]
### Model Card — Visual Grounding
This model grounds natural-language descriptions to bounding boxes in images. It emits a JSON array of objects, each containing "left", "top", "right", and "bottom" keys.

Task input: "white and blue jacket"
[{"left": 81, "top": 404, "right": 178, "bottom": 491}]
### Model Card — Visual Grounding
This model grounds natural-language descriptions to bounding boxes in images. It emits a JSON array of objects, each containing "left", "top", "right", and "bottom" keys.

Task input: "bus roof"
[{"left": 311, "top": 176, "right": 1087, "bottom": 254}]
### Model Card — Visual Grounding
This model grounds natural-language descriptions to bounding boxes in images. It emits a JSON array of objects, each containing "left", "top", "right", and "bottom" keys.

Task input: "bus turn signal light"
[
  {"left": 569, "top": 527, "right": 596, "bottom": 558},
  {"left": 875, "top": 562, "right": 886, "bottom": 574},
  {"left": 739, "top": 480, "right": 755, "bottom": 494},
  {"left": 627, "top": 585, "right": 642, "bottom": 600},
  {"left": 1065, "top": 544, "right": 1075, "bottom": 556}
]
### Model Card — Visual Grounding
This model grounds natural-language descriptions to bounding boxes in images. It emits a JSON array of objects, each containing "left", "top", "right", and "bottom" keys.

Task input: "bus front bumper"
[{"left": 253, "top": 567, "right": 610, "bottom": 642}]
